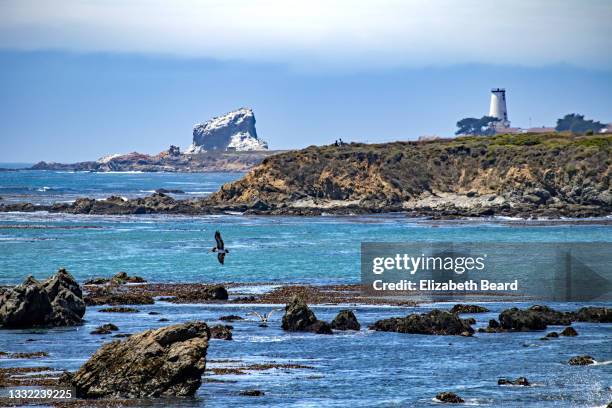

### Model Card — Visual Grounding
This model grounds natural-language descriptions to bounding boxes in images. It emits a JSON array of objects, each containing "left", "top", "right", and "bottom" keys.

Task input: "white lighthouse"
[{"left": 489, "top": 88, "right": 510, "bottom": 128}]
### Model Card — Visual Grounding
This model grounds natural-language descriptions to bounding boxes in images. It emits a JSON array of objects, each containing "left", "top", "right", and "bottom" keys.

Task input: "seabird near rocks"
[{"left": 211, "top": 231, "right": 229, "bottom": 264}]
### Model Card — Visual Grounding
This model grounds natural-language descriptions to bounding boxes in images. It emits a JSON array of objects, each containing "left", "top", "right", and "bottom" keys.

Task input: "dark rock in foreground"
[
  {"left": 450, "top": 304, "right": 489, "bottom": 314},
  {"left": 560, "top": 327, "right": 578, "bottom": 336},
  {"left": 210, "top": 324, "right": 233, "bottom": 340},
  {"left": 490, "top": 305, "right": 572, "bottom": 332},
  {"left": 568, "top": 355, "right": 595, "bottom": 366},
  {"left": 63, "top": 321, "right": 210, "bottom": 398},
  {"left": 498, "top": 377, "right": 530, "bottom": 386},
  {"left": 575, "top": 307, "right": 611, "bottom": 323},
  {"left": 436, "top": 392, "right": 464, "bottom": 403},
  {"left": 369, "top": 309, "right": 474, "bottom": 336},
  {"left": 0, "top": 268, "right": 85, "bottom": 328},
  {"left": 331, "top": 310, "right": 360, "bottom": 331},
  {"left": 281, "top": 296, "right": 332, "bottom": 334}
]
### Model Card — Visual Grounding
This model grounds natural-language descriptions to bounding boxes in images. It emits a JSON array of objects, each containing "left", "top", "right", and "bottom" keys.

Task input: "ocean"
[{"left": 0, "top": 170, "right": 610, "bottom": 407}]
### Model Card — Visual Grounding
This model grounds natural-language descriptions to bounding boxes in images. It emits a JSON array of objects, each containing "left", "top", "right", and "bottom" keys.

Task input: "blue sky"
[{"left": 1, "top": 0, "right": 611, "bottom": 162}]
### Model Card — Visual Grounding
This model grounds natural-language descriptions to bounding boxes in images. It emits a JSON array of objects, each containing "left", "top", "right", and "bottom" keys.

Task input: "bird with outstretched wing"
[{"left": 211, "top": 230, "right": 229, "bottom": 264}]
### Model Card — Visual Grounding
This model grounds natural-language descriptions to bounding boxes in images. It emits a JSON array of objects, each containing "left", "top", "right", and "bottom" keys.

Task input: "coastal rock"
[
  {"left": 219, "top": 315, "right": 243, "bottom": 321},
  {"left": 65, "top": 321, "right": 210, "bottom": 398},
  {"left": 492, "top": 306, "right": 574, "bottom": 332},
  {"left": 574, "top": 307, "right": 611, "bottom": 323},
  {"left": 281, "top": 296, "right": 332, "bottom": 334},
  {"left": 91, "top": 323, "right": 119, "bottom": 335},
  {"left": 187, "top": 108, "right": 268, "bottom": 154},
  {"left": 544, "top": 331, "right": 559, "bottom": 338},
  {"left": 239, "top": 389, "right": 265, "bottom": 396},
  {"left": 171, "top": 284, "right": 229, "bottom": 303},
  {"left": 498, "top": 377, "right": 530, "bottom": 386},
  {"left": 560, "top": 327, "right": 578, "bottom": 336},
  {"left": 84, "top": 288, "right": 154, "bottom": 306},
  {"left": 210, "top": 324, "right": 233, "bottom": 340},
  {"left": 98, "top": 306, "right": 139, "bottom": 313},
  {"left": 450, "top": 304, "right": 489, "bottom": 314},
  {"left": 0, "top": 269, "right": 85, "bottom": 328},
  {"left": 435, "top": 392, "right": 464, "bottom": 403},
  {"left": 568, "top": 355, "right": 595, "bottom": 366},
  {"left": 369, "top": 309, "right": 474, "bottom": 336},
  {"left": 330, "top": 310, "right": 360, "bottom": 331}
]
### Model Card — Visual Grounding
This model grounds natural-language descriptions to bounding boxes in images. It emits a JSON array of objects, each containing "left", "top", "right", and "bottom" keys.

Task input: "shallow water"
[{"left": 0, "top": 171, "right": 611, "bottom": 407}]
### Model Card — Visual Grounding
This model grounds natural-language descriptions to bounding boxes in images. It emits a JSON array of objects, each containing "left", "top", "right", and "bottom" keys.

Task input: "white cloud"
[{"left": 0, "top": 0, "right": 610, "bottom": 70}]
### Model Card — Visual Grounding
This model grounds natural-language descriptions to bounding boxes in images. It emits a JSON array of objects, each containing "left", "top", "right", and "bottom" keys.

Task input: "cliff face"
[
  {"left": 206, "top": 134, "right": 612, "bottom": 217},
  {"left": 186, "top": 108, "right": 268, "bottom": 153}
]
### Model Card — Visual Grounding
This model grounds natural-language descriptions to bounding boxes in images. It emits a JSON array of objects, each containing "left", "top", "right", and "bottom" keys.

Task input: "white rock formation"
[{"left": 186, "top": 108, "right": 268, "bottom": 153}]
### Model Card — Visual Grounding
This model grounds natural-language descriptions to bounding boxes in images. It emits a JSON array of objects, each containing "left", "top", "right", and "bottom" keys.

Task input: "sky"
[{"left": 1, "top": 0, "right": 611, "bottom": 163}]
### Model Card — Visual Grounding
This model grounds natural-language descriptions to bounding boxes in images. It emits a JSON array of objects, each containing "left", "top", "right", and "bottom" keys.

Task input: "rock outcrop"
[
  {"left": 205, "top": 133, "right": 612, "bottom": 217},
  {"left": 450, "top": 304, "right": 489, "bottom": 314},
  {"left": 210, "top": 324, "right": 233, "bottom": 340},
  {"left": 487, "top": 305, "right": 574, "bottom": 332},
  {"left": 498, "top": 377, "right": 530, "bottom": 386},
  {"left": 369, "top": 309, "right": 474, "bottom": 336},
  {"left": 435, "top": 392, "right": 464, "bottom": 403},
  {"left": 187, "top": 108, "right": 268, "bottom": 154},
  {"left": 281, "top": 296, "right": 332, "bottom": 334},
  {"left": 63, "top": 321, "right": 210, "bottom": 398},
  {"left": 574, "top": 306, "right": 611, "bottom": 323},
  {"left": 0, "top": 269, "right": 85, "bottom": 328},
  {"left": 560, "top": 326, "right": 578, "bottom": 336},
  {"left": 330, "top": 310, "right": 360, "bottom": 331},
  {"left": 568, "top": 355, "right": 595, "bottom": 366}
]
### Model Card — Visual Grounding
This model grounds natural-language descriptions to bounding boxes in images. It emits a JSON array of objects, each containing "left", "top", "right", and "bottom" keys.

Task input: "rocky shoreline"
[{"left": 1, "top": 270, "right": 610, "bottom": 406}]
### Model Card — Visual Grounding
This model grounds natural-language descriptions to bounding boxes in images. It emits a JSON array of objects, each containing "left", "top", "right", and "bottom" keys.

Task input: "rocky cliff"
[
  {"left": 8, "top": 134, "right": 612, "bottom": 218},
  {"left": 206, "top": 133, "right": 612, "bottom": 217},
  {"left": 186, "top": 108, "right": 268, "bottom": 153}
]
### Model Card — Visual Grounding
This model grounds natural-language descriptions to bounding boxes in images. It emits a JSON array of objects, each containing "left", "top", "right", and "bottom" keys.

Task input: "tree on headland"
[
  {"left": 555, "top": 114, "right": 604, "bottom": 134},
  {"left": 455, "top": 116, "right": 500, "bottom": 136}
]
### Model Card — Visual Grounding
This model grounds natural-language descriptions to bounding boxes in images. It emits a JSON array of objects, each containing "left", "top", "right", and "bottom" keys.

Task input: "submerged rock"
[
  {"left": 281, "top": 296, "right": 332, "bottom": 334},
  {"left": 98, "top": 306, "right": 139, "bottom": 313},
  {"left": 64, "top": 321, "right": 210, "bottom": 398},
  {"left": 369, "top": 309, "right": 474, "bottom": 336},
  {"left": 545, "top": 331, "right": 559, "bottom": 338},
  {"left": 498, "top": 377, "right": 530, "bottom": 386},
  {"left": 0, "top": 269, "right": 85, "bottom": 328},
  {"left": 210, "top": 324, "right": 233, "bottom": 340},
  {"left": 90, "top": 323, "right": 119, "bottom": 335},
  {"left": 568, "top": 355, "right": 595, "bottom": 366},
  {"left": 450, "top": 304, "right": 489, "bottom": 314},
  {"left": 219, "top": 315, "right": 243, "bottom": 321},
  {"left": 331, "top": 310, "right": 360, "bottom": 331},
  {"left": 239, "top": 389, "right": 265, "bottom": 396},
  {"left": 435, "top": 392, "right": 464, "bottom": 403}
]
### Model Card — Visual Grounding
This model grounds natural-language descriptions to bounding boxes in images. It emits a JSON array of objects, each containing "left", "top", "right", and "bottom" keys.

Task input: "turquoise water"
[{"left": 0, "top": 171, "right": 611, "bottom": 407}]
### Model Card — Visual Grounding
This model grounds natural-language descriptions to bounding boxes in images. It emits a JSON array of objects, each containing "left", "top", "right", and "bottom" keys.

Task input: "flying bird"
[
  {"left": 248, "top": 309, "right": 281, "bottom": 327},
  {"left": 211, "top": 231, "right": 229, "bottom": 264}
]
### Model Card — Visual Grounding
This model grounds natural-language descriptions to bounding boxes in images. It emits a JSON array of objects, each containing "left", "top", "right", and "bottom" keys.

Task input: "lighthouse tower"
[{"left": 489, "top": 88, "right": 510, "bottom": 128}]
